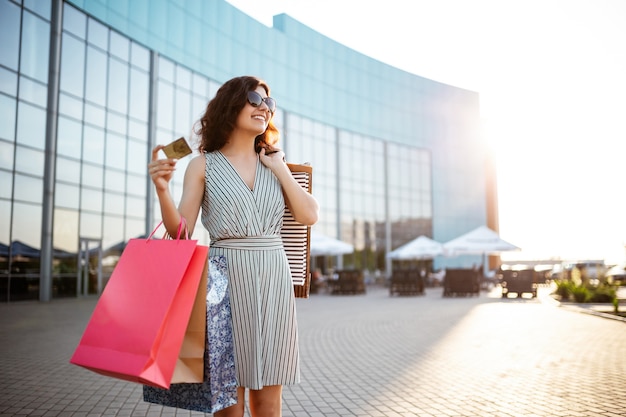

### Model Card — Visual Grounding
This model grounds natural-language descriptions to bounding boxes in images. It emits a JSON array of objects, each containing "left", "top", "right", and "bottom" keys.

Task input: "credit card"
[{"left": 163, "top": 137, "right": 192, "bottom": 159}]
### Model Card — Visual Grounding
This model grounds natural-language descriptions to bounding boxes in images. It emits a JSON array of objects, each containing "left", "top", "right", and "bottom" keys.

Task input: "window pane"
[
  {"left": 127, "top": 140, "right": 147, "bottom": 174},
  {"left": 80, "top": 212, "right": 102, "bottom": 239},
  {"left": 109, "top": 30, "right": 129, "bottom": 61},
  {"left": 127, "top": 173, "right": 146, "bottom": 197},
  {"left": 15, "top": 146, "right": 44, "bottom": 176},
  {"left": 62, "top": 3, "right": 86, "bottom": 39},
  {"left": 0, "top": 169, "right": 12, "bottom": 199},
  {"left": 176, "top": 66, "right": 191, "bottom": 90},
  {"left": 56, "top": 116, "right": 82, "bottom": 159},
  {"left": 87, "top": 18, "right": 108, "bottom": 50},
  {"left": 104, "top": 169, "right": 125, "bottom": 192},
  {"left": 82, "top": 163, "right": 103, "bottom": 188},
  {"left": 0, "top": 94, "right": 17, "bottom": 141},
  {"left": 12, "top": 202, "right": 42, "bottom": 247},
  {"left": 131, "top": 42, "right": 149, "bottom": 71},
  {"left": 105, "top": 132, "right": 126, "bottom": 170},
  {"left": 16, "top": 102, "right": 46, "bottom": 149},
  {"left": 24, "top": 0, "right": 51, "bottom": 20},
  {"left": 59, "top": 93, "right": 83, "bottom": 120},
  {"left": 82, "top": 125, "right": 104, "bottom": 165},
  {"left": 20, "top": 11, "right": 50, "bottom": 83},
  {"left": 60, "top": 33, "right": 85, "bottom": 97},
  {"left": 102, "top": 215, "right": 124, "bottom": 249},
  {"left": 0, "top": 66, "right": 18, "bottom": 97},
  {"left": 19, "top": 76, "right": 48, "bottom": 106},
  {"left": 0, "top": 200, "right": 9, "bottom": 244},
  {"left": 13, "top": 174, "right": 43, "bottom": 204},
  {"left": 81, "top": 187, "right": 102, "bottom": 212},
  {"left": 158, "top": 56, "right": 174, "bottom": 82},
  {"left": 126, "top": 195, "right": 145, "bottom": 218},
  {"left": 107, "top": 59, "right": 128, "bottom": 113},
  {"left": 128, "top": 119, "right": 147, "bottom": 141},
  {"left": 85, "top": 46, "right": 107, "bottom": 105},
  {"left": 55, "top": 183, "right": 79, "bottom": 209},
  {"left": 157, "top": 80, "right": 173, "bottom": 130},
  {"left": 0, "top": 0, "right": 21, "bottom": 70},
  {"left": 106, "top": 111, "right": 126, "bottom": 134},
  {"left": 56, "top": 157, "right": 80, "bottom": 184},
  {"left": 175, "top": 89, "right": 190, "bottom": 134},
  {"left": 129, "top": 68, "right": 148, "bottom": 121},
  {"left": 0, "top": 141, "right": 15, "bottom": 170},
  {"left": 104, "top": 192, "right": 124, "bottom": 215},
  {"left": 84, "top": 102, "right": 105, "bottom": 127}
]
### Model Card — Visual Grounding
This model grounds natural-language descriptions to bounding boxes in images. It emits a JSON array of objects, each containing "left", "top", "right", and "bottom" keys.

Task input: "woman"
[{"left": 146, "top": 76, "right": 319, "bottom": 416}]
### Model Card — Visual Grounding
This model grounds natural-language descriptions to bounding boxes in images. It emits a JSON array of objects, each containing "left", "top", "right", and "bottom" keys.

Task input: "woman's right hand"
[{"left": 148, "top": 145, "right": 177, "bottom": 192}]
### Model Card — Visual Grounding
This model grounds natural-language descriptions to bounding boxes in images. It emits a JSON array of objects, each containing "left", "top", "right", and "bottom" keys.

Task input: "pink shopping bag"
[{"left": 70, "top": 221, "right": 208, "bottom": 389}]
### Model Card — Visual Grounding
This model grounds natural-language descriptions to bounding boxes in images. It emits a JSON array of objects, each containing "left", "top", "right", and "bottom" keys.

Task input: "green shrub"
[
  {"left": 571, "top": 285, "right": 590, "bottom": 303},
  {"left": 554, "top": 280, "right": 572, "bottom": 300},
  {"left": 589, "top": 284, "right": 616, "bottom": 303}
]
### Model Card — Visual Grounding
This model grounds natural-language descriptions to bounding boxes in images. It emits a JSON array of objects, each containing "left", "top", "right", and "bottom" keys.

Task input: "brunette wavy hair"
[{"left": 195, "top": 76, "right": 279, "bottom": 153}]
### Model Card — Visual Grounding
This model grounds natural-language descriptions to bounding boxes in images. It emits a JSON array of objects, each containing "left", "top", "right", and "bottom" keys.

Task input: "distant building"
[{"left": 0, "top": 0, "right": 497, "bottom": 301}]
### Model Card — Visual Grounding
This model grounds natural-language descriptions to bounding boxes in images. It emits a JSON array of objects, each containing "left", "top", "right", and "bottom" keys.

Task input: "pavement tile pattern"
[{"left": 1, "top": 286, "right": 624, "bottom": 417}]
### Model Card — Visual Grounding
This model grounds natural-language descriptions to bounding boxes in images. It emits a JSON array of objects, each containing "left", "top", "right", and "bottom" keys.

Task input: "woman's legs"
[
  {"left": 214, "top": 387, "right": 246, "bottom": 417},
  {"left": 249, "top": 385, "right": 282, "bottom": 417}
]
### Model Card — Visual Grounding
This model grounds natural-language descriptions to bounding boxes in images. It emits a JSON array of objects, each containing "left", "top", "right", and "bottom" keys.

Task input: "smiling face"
[{"left": 235, "top": 85, "right": 272, "bottom": 137}]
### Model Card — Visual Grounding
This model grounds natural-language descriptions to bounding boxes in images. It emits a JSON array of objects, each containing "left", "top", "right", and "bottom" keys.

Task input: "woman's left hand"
[{"left": 259, "top": 147, "right": 286, "bottom": 171}]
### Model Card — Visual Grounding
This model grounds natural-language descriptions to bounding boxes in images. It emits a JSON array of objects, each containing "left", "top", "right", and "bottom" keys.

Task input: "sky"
[{"left": 226, "top": 0, "right": 626, "bottom": 264}]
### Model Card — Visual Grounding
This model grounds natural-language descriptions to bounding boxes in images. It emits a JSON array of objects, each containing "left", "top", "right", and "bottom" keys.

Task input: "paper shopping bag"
[
  {"left": 171, "top": 257, "right": 207, "bottom": 384},
  {"left": 70, "top": 234, "right": 208, "bottom": 389}
]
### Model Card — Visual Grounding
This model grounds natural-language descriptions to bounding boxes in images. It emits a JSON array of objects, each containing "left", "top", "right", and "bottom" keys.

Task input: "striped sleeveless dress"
[{"left": 202, "top": 151, "right": 300, "bottom": 389}]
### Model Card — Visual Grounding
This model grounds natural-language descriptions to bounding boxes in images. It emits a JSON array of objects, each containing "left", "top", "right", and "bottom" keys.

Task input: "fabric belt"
[{"left": 210, "top": 235, "right": 284, "bottom": 251}]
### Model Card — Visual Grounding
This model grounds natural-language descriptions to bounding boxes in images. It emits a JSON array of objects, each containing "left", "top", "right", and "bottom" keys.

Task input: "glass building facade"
[{"left": 0, "top": 0, "right": 496, "bottom": 301}]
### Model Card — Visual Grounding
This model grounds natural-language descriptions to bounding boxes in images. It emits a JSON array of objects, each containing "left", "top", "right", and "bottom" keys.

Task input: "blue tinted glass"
[
  {"left": 16, "top": 101, "right": 46, "bottom": 149},
  {"left": 109, "top": 30, "right": 129, "bottom": 61},
  {"left": 131, "top": 42, "right": 150, "bottom": 71},
  {"left": 13, "top": 174, "right": 43, "bottom": 204},
  {"left": 0, "top": 66, "right": 18, "bottom": 97},
  {"left": 0, "top": 0, "right": 21, "bottom": 70},
  {"left": 55, "top": 183, "right": 80, "bottom": 209},
  {"left": 104, "top": 192, "right": 124, "bottom": 215},
  {"left": 59, "top": 93, "right": 84, "bottom": 120},
  {"left": 15, "top": 145, "right": 44, "bottom": 176},
  {"left": 56, "top": 116, "right": 82, "bottom": 159},
  {"left": 60, "top": 33, "right": 85, "bottom": 97},
  {"left": 18, "top": 76, "right": 48, "bottom": 106},
  {"left": 55, "top": 156, "right": 80, "bottom": 184},
  {"left": 62, "top": 3, "right": 86, "bottom": 38},
  {"left": 129, "top": 68, "right": 149, "bottom": 121},
  {"left": 20, "top": 11, "right": 50, "bottom": 83},
  {"left": 0, "top": 141, "right": 15, "bottom": 170},
  {"left": 107, "top": 59, "right": 128, "bottom": 113},
  {"left": 0, "top": 169, "right": 12, "bottom": 199},
  {"left": 24, "top": 0, "right": 51, "bottom": 20},
  {"left": 0, "top": 94, "right": 17, "bottom": 142},
  {"left": 81, "top": 163, "right": 103, "bottom": 188},
  {"left": 82, "top": 125, "right": 104, "bottom": 165},
  {"left": 85, "top": 46, "right": 107, "bottom": 105},
  {"left": 87, "top": 17, "right": 108, "bottom": 50}
]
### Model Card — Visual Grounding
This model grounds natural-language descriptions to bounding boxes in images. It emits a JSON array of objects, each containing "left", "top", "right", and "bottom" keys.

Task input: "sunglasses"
[{"left": 247, "top": 91, "right": 276, "bottom": 114}]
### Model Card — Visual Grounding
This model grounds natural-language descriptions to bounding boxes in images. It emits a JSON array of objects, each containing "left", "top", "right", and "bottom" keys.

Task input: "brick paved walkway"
[{"left": 1, "top": 286, "right": 624, "bottom": 416}]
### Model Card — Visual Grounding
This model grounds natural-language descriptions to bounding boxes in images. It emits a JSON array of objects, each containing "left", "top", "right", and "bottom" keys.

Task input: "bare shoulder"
[{"left": 184, "top": 153, "right": 206, "bottom": 181}]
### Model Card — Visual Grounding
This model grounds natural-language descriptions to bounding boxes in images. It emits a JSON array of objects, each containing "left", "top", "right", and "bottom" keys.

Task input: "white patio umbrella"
[
  {"left": 443, "top": 226, "right": 520, "bottom": 276},
  {"left": 309, "top": 231, "right": 354, "bottom": 257},
  {"left": 387, "top": 235, "right": 443, "bottom": 260},
  {"left": 443, "top": 226, "right": 520, "bottom": 256}
]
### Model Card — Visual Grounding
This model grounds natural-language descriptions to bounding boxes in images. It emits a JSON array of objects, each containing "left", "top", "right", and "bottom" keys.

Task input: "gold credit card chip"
[{"left": 163, "top": 137, "right": 192, "bottom": 159}]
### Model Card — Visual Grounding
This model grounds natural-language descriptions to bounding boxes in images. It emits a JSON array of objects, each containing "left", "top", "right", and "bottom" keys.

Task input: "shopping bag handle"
[{"left": 147, "top": 217, "right": 188, "bottom": 241}]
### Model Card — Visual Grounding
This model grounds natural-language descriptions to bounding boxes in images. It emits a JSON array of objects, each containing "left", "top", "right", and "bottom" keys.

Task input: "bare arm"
[
  {"left": 148, "top": 146, "right": 205, "bottom": 237},
  {"left": 259, "top": 148, "right": 319, "bottom": 226}
]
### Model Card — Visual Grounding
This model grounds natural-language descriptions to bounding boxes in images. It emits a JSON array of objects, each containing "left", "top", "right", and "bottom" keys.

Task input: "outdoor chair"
[
  {"left": 442, "top": 268, "right": 480, "bottom": 297},
  {"left": 389, "top": 270, "right": 425, "bottom": 296}
]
